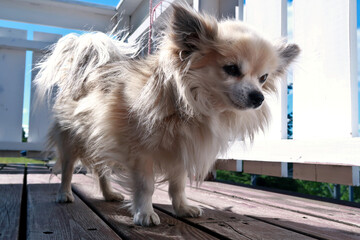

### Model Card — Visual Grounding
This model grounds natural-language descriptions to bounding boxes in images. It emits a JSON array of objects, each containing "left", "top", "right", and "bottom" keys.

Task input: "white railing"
[
  {"left": 0, "top": 0, "right": 359, "bottom": 184},
  {"left": 222, "top": 0, "right": 360, "bottom": 168}
]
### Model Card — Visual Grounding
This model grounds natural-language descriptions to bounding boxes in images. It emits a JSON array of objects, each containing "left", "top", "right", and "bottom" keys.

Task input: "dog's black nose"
[{"left": 248, "top": 91, "right": 264, "bottom": 108}]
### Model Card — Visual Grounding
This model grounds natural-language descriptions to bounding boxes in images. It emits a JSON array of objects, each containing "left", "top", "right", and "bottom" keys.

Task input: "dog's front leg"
[
  {"left": 168, "top": 169, "right": 202, "bottom": 218},
  {"left": 131, "top": 156, "right": 160, "bottom": 226}
]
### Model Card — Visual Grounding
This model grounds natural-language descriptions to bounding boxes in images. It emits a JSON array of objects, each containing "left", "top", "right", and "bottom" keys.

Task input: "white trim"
[
  {"left": 0, "top": 142, "right": 44, "bottom": 151},
  {"left": 116, "top": 0, "right": 143, "bottom": 15},
  {"left": 236, "top": 160, "right": 243, "bottom": 172},
  {"left": 220, "top": 139, "right": 360, "bottom": 166},
  {"left": 193, "top": 0, "right": 200, "bottom": 12},
  {"left": 352, "top": 166, "right": 359, "bottom": 186},
  {"left": 0, "top": 37, "right": 55, "bottom": 52},
  {"left": 0, "top": 0, "right": 116, "bottom": 31},
  {"left": 281, "top": 162, "right": 288, "bottom": 177},
  {"left": 349, "top": 0, "right": 358, "bottom": 137}
]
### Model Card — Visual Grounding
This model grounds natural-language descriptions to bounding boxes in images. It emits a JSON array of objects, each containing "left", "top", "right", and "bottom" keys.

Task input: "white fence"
[
  {"left": 222, "top": 0, "right": 360, "bottom": 169},
  {"left": 0, "top": 0, "right": 359, "bottom": 183}
]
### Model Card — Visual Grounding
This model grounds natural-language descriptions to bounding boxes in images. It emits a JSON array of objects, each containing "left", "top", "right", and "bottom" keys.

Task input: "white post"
[
  {"left": 0, "top": 27, "right": 27, "bottom": 143},
  {"left": 28, "top": 32, "right": 61, "bottom": 145},
  {"left": 245, "top": 0, "right": 288, "bottom": 139},
  {"left": 293, "top": 0, "right": 358, "bottom": 139}
]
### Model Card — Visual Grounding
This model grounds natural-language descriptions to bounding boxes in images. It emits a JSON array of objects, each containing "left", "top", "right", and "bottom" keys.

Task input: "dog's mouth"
[
  {"left": 228, "top": 97, "right": 246, "bottom": 110},
  {"left": 226, "top": 93, "right": 249, "bottom": 110}
]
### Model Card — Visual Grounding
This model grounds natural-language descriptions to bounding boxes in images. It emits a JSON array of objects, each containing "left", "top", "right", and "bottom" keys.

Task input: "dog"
[{"left": 34, "top": 3, "right": 299, "bottom": 226}]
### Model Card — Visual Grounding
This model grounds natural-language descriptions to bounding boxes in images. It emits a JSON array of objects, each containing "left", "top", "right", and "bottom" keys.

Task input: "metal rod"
[
  {"left": 349, "top": 186, "right": 354, "bottom": 202},
  {"left": 334, "top": 184, "right": 341, "bottom": 200}
]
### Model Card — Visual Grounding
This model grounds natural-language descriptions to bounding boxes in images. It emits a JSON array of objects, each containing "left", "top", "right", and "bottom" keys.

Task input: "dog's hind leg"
[
  {"left": 96, "top": 169, "right": 124, "bottom": 202},
  {"left": 131, "top": 156, "right": 160, "bottom": 226},
  {"left": 55, "top": 130, "right": 77, "bottom": 203},
  {"left": 168, "top": 168, "right": 202, "bottom": 218}
]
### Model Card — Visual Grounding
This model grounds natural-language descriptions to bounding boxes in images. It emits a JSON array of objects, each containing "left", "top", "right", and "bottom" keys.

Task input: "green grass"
[
  {"left": 0, "top": 157, "right": 46, "bottom": 165},
  {"left": 216, "top": 170, "right": 360, "bottom": 203}
]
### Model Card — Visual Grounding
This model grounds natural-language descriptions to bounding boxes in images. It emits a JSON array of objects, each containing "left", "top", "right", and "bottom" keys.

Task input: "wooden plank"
[
  {"left": 243, "top": 161, "right": 282, "bottom": 177},
  {"left": 293, "top": 163, "right": 316, "bottom": 181},
  {"left": 293, "top": 163, "right": 356, "bottom": 185},
  {"left": 180, "top": 181, "right": 360, "bottom": 239},
  {"left": 199, "top": 220, "right": 313, "bottom": 240},
  {"left": 215, "top": 159, "right": 241, "bottom": 172},
  {"left": 316, "top": 165, "right": 354, "bottom": 186},
  {"left": 216, "top": 160, "right": 288, "bottom": 177},
  {"left": 153, "top": 185, "right": 314, "bottom": 240},
  {"left": 71, "top": 174, "right": 217, "bottom": 240},
  {"left": 197, "top": 181, "right": 360, "bottom": 228},
  {"left": 75, "top": 173, "right": 313, "bottom": 239},
  {"left": 293, "top": 0, "right": 358, "bottom": 139},
  {"left": 0, "top": 172, "right": 24, "bottom": 240},
  {"left": 27, "top": 174, "right": 122, "bottom": 240}
]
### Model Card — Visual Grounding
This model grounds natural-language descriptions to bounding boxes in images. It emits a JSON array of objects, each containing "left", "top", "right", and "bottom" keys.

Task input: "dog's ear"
[
  {"left": 170, "top": 4, "right": 217, "bottom": 57},
  {"left": 276, "top": 43, "right": 300, "bottom": 74}
]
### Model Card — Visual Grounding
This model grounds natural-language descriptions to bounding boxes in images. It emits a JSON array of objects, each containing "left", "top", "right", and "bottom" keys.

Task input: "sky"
[{"left": 0, "top": 0, "right": 359, "bottom": 137}]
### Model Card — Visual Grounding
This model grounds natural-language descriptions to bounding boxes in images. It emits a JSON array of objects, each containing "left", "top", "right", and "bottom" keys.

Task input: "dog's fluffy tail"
[{"left": 34, "top": 32, "right": 139, "bottom": 103}]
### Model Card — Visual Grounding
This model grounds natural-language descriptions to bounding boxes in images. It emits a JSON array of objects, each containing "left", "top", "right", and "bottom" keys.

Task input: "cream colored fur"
[{"left": 34, "top": 3, "right": 299, "bottom": 226}]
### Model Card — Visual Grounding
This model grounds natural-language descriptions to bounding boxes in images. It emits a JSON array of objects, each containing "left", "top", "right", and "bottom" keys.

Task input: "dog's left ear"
[
  {"left": 276, "top": 43, "right": 300, "bottom": 74},
  {"left": 170, "top": 4, "right": 217, "bottom": 57}
]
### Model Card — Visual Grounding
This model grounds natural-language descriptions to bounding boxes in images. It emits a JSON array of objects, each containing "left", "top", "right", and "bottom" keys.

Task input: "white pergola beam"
[
  {"left": 116, "top": 0, "right": 143, "bottom": 15},
  {"left": 0, "top": 0, "right": 117, "bottom": 31},
  {"left": 0, "top": 37, "right": 55, "bottom": 52}
]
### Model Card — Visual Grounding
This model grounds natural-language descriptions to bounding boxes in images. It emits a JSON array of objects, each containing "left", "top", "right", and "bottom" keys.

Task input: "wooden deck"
[{"left": 1, "top": 164, "right": 360, "bottom": 240}]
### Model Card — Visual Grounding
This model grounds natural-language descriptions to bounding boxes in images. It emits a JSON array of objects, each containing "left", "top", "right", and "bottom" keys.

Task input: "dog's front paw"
[
  {"left": 133, "top": 211, "right": 160, "bottom": 226},
  {"left": 56, "top": 191, "right": 75, "bottom": 203},
  {"left": 175, "top": 205, "right": 202, "bottom": 218},
  {"left": 103, "top": 191, "right": 124, "bottom": 202}
]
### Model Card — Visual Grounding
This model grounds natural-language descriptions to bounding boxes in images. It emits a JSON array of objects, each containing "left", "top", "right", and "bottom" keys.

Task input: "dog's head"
[{"left": 164, "top": 4, "right": 299, "bottom": 113}]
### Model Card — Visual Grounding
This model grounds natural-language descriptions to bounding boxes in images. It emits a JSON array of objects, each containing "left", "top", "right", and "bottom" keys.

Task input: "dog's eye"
[
  {"left": 259, "top": 74, "right": 268, "bottom": 83},
  {"left": 223, "top": 64, "right": 241, "bottom": 77}
]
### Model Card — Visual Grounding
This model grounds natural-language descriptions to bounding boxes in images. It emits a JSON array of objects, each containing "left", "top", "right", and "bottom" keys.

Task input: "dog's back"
[{"left": 34, "top": 32, "right": 136, "bottom": 103}]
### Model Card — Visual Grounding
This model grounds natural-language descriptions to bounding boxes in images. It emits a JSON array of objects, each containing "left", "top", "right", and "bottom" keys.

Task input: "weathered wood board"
[
  {"left": 184, "top": 181, "right": 360, "bottom": 240},
  {"left": 197, "top": 180, "right": 360, "bottom": 227},
  {"left": 71, "top": 174, "right": 218, "bottom": 240},
  {"left": 0, "top": 172, "right": 24, "bottom": 240},
  {"left": 26, "top": 174, "right": 122, "bottom": 240}
]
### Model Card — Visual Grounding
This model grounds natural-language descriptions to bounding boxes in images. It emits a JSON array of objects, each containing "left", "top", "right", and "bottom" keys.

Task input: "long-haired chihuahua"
[{"left": 35, "top": 3, "right": 299, "bottom": 226}]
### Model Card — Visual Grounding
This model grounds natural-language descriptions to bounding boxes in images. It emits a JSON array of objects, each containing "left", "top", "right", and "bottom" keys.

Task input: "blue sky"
[{"left": 0, "top": 0, "right": 359, "bottom": 136}]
